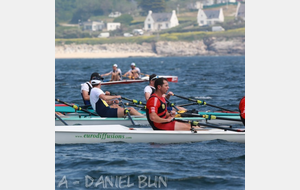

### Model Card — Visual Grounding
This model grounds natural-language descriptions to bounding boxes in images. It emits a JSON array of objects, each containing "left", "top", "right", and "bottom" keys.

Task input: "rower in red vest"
[{"left": 239, "top": 96, "right": 245, "bottom": 126}]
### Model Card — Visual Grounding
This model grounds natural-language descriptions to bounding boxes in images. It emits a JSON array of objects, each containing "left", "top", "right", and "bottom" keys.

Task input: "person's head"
[
  {"left": 90, "top": 72, "right": 100, "bottom": 81},
  {"left": 113, "top": 64, "right": 118, "bottom": 70},
  {"left": 91, "top": 76, "right": 102, "bottom": 87},
  {"left": 149, "top": 74, "right": 158, "bottom": 84},
  {"left": 130, "top": 62, "right": 136, "bottom": 69},
  {"left": 154, "top": 78, "right": 169, "bottom": 94}
]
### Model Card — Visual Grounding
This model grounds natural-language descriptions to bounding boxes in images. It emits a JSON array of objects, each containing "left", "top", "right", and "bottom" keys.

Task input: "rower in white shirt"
[{"left": 123, "top": 62, "right": 141, "bottom": 79}]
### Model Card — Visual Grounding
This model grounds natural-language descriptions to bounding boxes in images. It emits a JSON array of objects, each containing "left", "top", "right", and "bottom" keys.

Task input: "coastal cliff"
[{"left": 55, "top": 37, "right": 245, "bottom": 58}]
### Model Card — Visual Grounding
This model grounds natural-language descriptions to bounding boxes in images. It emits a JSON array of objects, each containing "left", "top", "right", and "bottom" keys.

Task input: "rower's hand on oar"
[
  {"left": 165, "top": 91, "right": 174, "bottom": 99},
  {"left": 170, "top": 110, "right": 176, "bottom": 117}
]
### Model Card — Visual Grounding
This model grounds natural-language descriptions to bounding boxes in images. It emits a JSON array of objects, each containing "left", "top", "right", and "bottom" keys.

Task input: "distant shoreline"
[
  {"left": 54, "top": 52, "right": 244, "bottom": 59},
  {"left": 55, "top": 38, "right": 245, "bottom": 59},
  {"left": 55, "top": 52, "right": 159, "bottom": 59}
]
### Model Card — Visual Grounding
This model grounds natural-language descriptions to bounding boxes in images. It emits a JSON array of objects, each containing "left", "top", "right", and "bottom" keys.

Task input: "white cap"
[
  {"left": 113, "top": 64, "right": 118, "bottom": 67},
  {"left": 131, "top": 63, "right": 136, "bottom": 66},
  {"left": 91, "top": 78, "right": 102, "bottom": 85}
]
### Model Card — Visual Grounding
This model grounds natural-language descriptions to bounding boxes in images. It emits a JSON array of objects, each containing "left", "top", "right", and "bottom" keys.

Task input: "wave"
[{"left": 194, "top": 96, "right": 212, "bottom": 99}]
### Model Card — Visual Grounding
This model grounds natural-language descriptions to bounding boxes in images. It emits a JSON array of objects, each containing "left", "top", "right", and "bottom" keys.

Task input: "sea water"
[{"left": 55, "top": 56, "right": 245, "bottom": 189}]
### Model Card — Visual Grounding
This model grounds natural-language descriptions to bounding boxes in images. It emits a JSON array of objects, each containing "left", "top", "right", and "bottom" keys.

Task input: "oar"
[
  {"left": 110, "top": 93, "right": 146, "bottom": 105},
  {"left": 175, "top": 118, "right": 245, "bottom": 132},
  {"left": 176, "top": 102, "right": 199, "bottom": 107},
  {"left": 172, "top": 94, "right": 235, "bottom": 112},
  {"left": 55, "top": 113, "right": 68, "bottom": 125},
  {"left": 78, "top": 105, "right": 92, "bottom": 109},
  {"left": 119, "top": 98, "right": 138, "bottom": 126},
  {"left": 164, "top": 98, "right": 179, "bottom": 112},
  {"left": 140, "top": 73, "right": 149, "bottom": 77},
  {"left": 55, "top": 98, "right": 98, "bottom": 116},
  {"left": 121, "top": 97, "right": 146, "bottom": 105},
  {"left": 177, "top": 112, "right": 242, "bottom": 122},
  {"left": 123, "top": 102, "right": 146, "bottom": 109},
  {"left": 122, "top": 75, "right": 133, "bottom": 79}
]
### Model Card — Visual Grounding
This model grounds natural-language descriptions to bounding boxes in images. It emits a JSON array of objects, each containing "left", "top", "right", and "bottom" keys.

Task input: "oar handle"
[{"left": 55, "top": 99, "right": 98, "bottom": 116}]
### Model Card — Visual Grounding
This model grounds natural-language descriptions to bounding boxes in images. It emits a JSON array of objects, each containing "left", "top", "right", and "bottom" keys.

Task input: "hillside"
[
  {"left": 56, "top": 0, "right": 244, "bottom": 39},
  {"left": 55, "top": 1, "right": 245, "bottom": 58}
]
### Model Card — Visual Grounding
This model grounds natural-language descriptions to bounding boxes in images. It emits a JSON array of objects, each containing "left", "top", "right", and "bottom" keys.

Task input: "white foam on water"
[{"left": 194, "top": 96, "right": 212, "bottom": 99}]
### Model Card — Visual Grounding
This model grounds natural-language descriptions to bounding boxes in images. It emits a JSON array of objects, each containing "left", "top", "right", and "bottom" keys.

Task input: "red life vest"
[
  {"left": 239, "top": 96, "right": 245, "bottom": 125},
  {"left": 146, "top": 94, "right": 168, "bottom": 130}
]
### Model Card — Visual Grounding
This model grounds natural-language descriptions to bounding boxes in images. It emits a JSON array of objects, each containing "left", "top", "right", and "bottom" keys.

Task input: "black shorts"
[{"left": 96, "top": 108, "right": 118, "bottom": 117}]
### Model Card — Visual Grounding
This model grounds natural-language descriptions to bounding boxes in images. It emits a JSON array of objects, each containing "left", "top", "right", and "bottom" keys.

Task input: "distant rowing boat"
[
  {"left": 101, "top": 75, "right": 178, "bottom": 85},
  {"left": 55, "top": 125, "right": 245, "bottom": 144}
]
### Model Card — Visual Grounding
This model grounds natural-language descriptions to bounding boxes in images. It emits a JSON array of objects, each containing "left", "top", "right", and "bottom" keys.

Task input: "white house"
[
  {"left": 108, "top": 11, "right": 122, "bottom": 18},
  {"left": 144, "top": 10, "right": 179, "bottom": 31},
  {"left": 82, "top": 21, "right": 105, "bottom": 31},
  {"left": 197, "top": 8, "right": 224, "bottom": 26},
  {"left": 107, "top": 22, "right": 121, "bottom": 31},
  {"left": 235, "top": 2, "right": 245, "bottom": 20}
]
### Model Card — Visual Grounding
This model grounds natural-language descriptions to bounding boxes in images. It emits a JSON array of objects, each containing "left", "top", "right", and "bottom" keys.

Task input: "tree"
[
  {"left": 113, "top": 14, "right": 133, "bottom": 25},
  {"left": 138, "top": 0, "right": 166, "bottom": 16}
]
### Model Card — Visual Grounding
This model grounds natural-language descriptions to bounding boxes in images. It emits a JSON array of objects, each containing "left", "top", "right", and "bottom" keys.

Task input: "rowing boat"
[
  {"left": 55, "top": 114, "right": 242, "bottom": 126},
  {"left": 55, "top": 104, "right": 240, "bottom": 116},
  {"left": 55, "top": 125, "right": 245, "bottom": 144},
  {"left": 101, "top": 75, "right": 178, "bottom": 85}
]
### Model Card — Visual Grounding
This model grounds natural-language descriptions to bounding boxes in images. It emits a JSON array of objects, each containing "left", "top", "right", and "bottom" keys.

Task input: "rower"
[
  {"left": 146, "top": 78, "right": 201, "bottom": 131},
  {"left": 81, "top": 72, "right": 110, "bottom": 106},
  {"left": 90, "top": 76, "right": 143, "bottom": 118},
  {"left": 144, "top": 74, "right": 186, "bottom": 112},
  {"left": 123, "top": 63, "right": 141, "bottom": 79},
  {"left": 100, "top": 64, "right": 122, "bottom": 81},
  {"left": 239, "top": 96, "right": 245, "bottom": 125},
  {"left": 144, "top": 74, "right": 157, "bottom": 101}
]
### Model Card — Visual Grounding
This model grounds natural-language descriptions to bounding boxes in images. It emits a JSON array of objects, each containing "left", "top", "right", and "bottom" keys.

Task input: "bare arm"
[
  {"left": 99, "top": 94, "right": 121, "bottom": 101},
  {"left": 123, "top": 71, "right": 130, "bottom": 76},
  {"left": 101, "top": 72, "right": 111, "bottom": 77},
  {"left": 82, "top": 90, "right": 90, "bottom": 101},
  {"left": 144, "top": 92, "right": 151, "bottom": 101},
  {"left": 165, "top": 91, "right": 174, "bottom": 99}
]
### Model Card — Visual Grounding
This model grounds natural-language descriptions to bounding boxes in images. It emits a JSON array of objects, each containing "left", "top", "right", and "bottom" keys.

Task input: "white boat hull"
[
  {"left": 55, "top": 125, "right": 245, "bottom": 144},
  {"left": 101, "top": 75, "right": 178, "bottom": 85},
  {"left": 55, "top": 116, "right": 242, "bottom": 126}
]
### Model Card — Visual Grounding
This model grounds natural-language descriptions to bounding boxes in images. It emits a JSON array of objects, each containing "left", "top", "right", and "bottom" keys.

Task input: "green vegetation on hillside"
[
  {"left": 55, "top": 0, "right": 245, "bottom": 42},
  {"left": 55, "top": 28, "right": 245, "bottom": 46}
]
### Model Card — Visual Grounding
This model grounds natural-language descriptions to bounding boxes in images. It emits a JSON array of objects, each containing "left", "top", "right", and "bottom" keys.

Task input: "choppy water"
[{"left": 55, "top": 56, "right": 245, "bottom": 189}]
